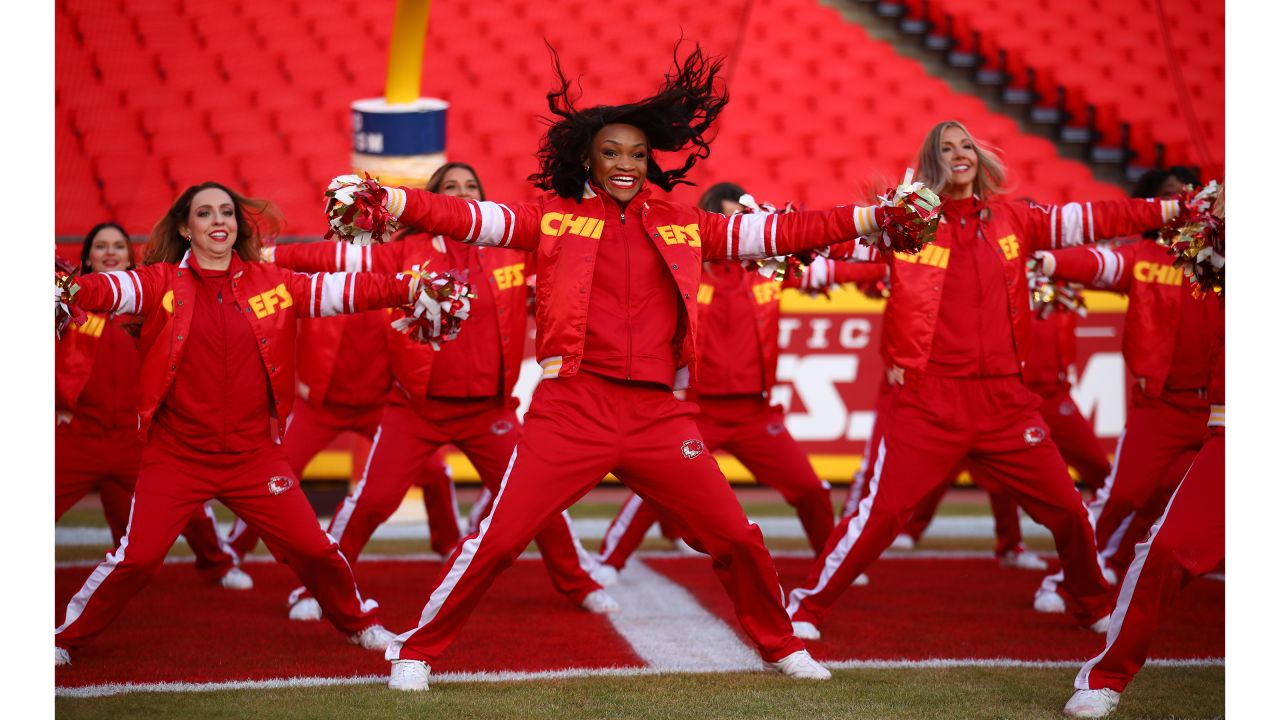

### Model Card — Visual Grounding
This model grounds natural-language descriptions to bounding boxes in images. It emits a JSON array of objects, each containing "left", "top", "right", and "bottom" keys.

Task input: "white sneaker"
[
  {"left": 770, "top": 649, "right": 832, "bottom": 680},
  {"left": 890, "top": 533, "right": 915, "bottom": 550},
  {"left": 219, "top": 567, "right": 254, "bottom": 591},
  {"left": 1089, "top": 615, "right": 1111, "bottom": 634},
  {"left": 581, "top": 589, "right": 620, "bottom": 614},
  {"left": 288, "top": 597, "right": 323, "bottom": 622},
  {"left": 1063, "top": 688, "right": 1121, "bottom": 718},
  {"left": 1000, "top": 550, "right": 1048, "bottom": 571},
  {"left": 590, "top": 564, "right": 620, "bottom": 587},
  {"left": 350, "top": 624, "right": 396, "bottom": 651},
  {"left": 792, "top": 621, "right": 821, "bottom": 640},
  {"left": 1034, "top": 588, "right": 1066, "bottom": 614},
  {"left": 55, "top": 647, "right": 70, "bottom": 666},
  {"left": 388, "top": 659, "right": 431, "bottom": 691},
  {"left": 853, "top": 574, "right": 870, "bottom": 586}
]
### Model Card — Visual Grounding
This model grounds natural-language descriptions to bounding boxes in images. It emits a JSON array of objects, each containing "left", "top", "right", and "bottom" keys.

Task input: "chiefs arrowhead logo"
[
  {"left": 680, "top": 439, "right": 705, "bottom": 460},
  {"left": 267, "top": 476, "right": 294, "bottom": 495}
]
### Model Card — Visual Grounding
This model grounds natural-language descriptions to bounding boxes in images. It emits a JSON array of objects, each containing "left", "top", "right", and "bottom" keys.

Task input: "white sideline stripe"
[
  {"left": 604, "top": 559, "right": 762, "bottom": 672},
  {"left": 56, "top": 514, "right": 1055, "bottom": 547},
  {"left": 55, "top": 657, "right": 1223, "bottom": 698},
  {"left": 53, "top": 549, "right": 1056, "bottom": 569}
]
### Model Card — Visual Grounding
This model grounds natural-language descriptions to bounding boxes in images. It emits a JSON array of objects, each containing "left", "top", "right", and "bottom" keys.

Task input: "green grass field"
[{"left": 55, "top": 666, "right": 1224, "bottom": 719}]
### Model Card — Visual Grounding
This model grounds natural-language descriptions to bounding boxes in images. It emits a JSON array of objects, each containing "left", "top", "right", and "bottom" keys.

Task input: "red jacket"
[
  {"left": 384, "top": 183, "right": 883, "bottom": 388},
  {"left": 69, "top": 251, "right": 414, "bottom": 442},
  {"left": 1022, "top": 310, "right": 1079, "bottom": 395},
  {"left": 268, "top": 235, "right": 531, "bottom": 402},
  {"left": 55, "top": 312, "right": 136, "bottom": 426},
  {"left": 293, "top": 313, "right": 393, "bottom": 408},
  {"left": 863, "top": 196, "right": 1179, "bottom": 382},
  {"left": 695, "top": 258, "right": 887, "bottom": 396},
  {"left": 1044, "top": 238, "right": 1225, "bottom": 399}
]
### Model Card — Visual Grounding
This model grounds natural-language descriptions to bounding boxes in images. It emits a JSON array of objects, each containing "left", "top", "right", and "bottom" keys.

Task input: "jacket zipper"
[{"left": 621, "top": 209, "right": 632, "bottom": 380}]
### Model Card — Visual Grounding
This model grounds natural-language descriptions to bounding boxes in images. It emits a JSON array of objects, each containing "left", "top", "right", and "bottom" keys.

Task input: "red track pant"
[
  {"left": 387, "top": 373, "right": 804, "bottom": 665},
  {"left": 1036, "top": 385, "right": 1112, "bottom": 491},
  {"left": 789, "top": 374, "right": 1111, "bottom": 629},
  {"left": 597, "top": 395, "right": 833, "bottom": 569},
  {"left": 56, "top": 424, "right": 238, "bottom": 582},
  {"left": 899, "top": 465, "right": 1027, "bottom": 556},
  {"left": 311, "top": 395, "right": 600, "bottom": 605},
  {"left": 1091, "top": 390, "right": 1208, "bottom": 577},
  {"left": 227, "top": 400, "right": 458, "bottom": 558},
  {"left": 55, "top": 430, "right": 379, "bottom": 651},
  {"left": 1075, "top": 429, "right": 1224, "bottom": 692},
  {"left": 846, "top": 383, "right": 1110, "bottom": 554}
]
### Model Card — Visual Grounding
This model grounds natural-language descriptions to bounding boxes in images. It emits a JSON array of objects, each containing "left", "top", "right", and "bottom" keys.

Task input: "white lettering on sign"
[
  {"left": 838, "top": 318, "right": 872, "bottom": 349},
  {"left": 777, "top": 317, "right": 802, "bottom": 348},
  {"left": 1071, "top": 352, "right": 1127, "bottom": 437},
  {"left": 354, "top": 132, "right": 385, "bottom": 153},
  {"left": 806, "top": 318, "right": 832, "bottom": 349},
  {"left": 845, "top": 411, "right": 875, "bottom": 441},
  {"left": 776, "top": 354, "right": 857, "bottom": 441}
]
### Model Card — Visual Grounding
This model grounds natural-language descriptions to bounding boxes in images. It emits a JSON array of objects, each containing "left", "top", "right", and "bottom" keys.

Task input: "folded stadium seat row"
[{"left": 885, "top": 0, "right": 1222, "bottom": 177}]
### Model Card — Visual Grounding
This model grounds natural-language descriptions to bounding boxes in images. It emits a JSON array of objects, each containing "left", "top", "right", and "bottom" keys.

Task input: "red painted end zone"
[
  {"left": 646, "top": 556, "right": 1224, "bottom": 662},
  {"left": 55, "top": 559, "right": 644, "bottom": 687}
]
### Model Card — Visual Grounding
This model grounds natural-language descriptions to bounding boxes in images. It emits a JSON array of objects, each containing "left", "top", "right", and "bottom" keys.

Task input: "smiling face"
[
  {"left": 587, "top": 123, "right": 649, "bottom": 205},
  {"left": 86, "top": 226, "right": 131, "bottom": 273},
  {"left": 181, "top": 187, "right": 238, "bottom": 269},
  {"left": 939, "top": 126, "right": 979, "bottom": 198},
  {"left": 437, "top": 166, "right": 482, "bottom": 201}
]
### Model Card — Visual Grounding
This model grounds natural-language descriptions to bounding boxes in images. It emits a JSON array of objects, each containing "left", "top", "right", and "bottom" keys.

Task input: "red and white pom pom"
[
  {"left": 324, "top": 173, "right": 401, "bottom": 246},
  {"left": 391, "top": 270, "right": 474, "bottom": 350},
  {"left": 863, "top": 168, "right": 942, "bottom": 255},
  {"left": 1157, "top": 180, "right": 1224, "bottom": 296}
]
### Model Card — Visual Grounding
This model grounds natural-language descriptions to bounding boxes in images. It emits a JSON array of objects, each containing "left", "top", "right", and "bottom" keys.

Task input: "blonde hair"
[{"left": 915, "top": 120, "right": 1007, "bottom": 198}]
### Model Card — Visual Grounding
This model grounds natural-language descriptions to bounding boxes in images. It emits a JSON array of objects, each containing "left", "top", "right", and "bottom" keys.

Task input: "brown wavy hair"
[{"left": 143, "top": 181, "right": 283, "bottom": 265}]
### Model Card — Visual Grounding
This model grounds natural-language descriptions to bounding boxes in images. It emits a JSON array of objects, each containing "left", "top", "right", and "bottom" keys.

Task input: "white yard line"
[
  {"left": 55, "top": 658, "right": 1224, "bottom": 698},
  {"left": 55, "top": 514, "right": 1051, "bottom": 547},
  {"left": 601, "top": 559, "right": 763, "bottom": 673}
]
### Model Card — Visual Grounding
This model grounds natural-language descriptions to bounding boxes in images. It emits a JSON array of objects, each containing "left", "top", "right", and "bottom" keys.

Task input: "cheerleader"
[
  {"left": 56, "top": 222, "right": 252, "bottom": 590},
  {"left": 784, "top": 120, "right": 1184, "bottom": 642},
  {"left": 344, "top": 45, "right": 917, "bottom": 690},
  {"left": 53, "top": 183, "right": 430, "bottom": 664},
  {"left": 266, "top": 162, "right": 615, "bottom": 622}
]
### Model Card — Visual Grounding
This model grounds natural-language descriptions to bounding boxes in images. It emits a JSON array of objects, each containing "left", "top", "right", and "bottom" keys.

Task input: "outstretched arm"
[
  {"left": 65, "top": 265, "right": 165, "bottom": 315},
  {"left": 1012, "top": 198, "right": 1181, "bottom": 252},
  {"left": 785, "top": 257, "right": 889, "bottom": 293},
  {"left": 697, "top": 205, "right": 884, "bottom": 261},
  {"left": 284, "top": 271, "right": 416, "bottom": 318},
  {"left": 383, "top": 187, "right": 543, "bottom": 252},
  {"left": 1034, "top": 243, "right": 1139, "bottom": 293},
  {"left": 263, "top": 241, "right": 405, "bottom": 274}
]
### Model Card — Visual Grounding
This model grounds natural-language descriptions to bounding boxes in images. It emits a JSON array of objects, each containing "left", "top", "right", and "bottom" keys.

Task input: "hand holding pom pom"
[
  {"left": 1158, "top": 180, "right": 1224, "bottom": 296},
  {"left": 392, "top": 269, "right": 475, "bottom": 350},
  {"left": 864, "top": 168, "right": 943, "bottom": 255},
  {"left": 324, "top": 173, "right": 401, "bottom": 246}
]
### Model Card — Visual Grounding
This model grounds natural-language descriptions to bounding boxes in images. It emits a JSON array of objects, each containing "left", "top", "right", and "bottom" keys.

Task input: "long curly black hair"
[{"left": 528, "top": 40, "right": 730, "bottom": 199}]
